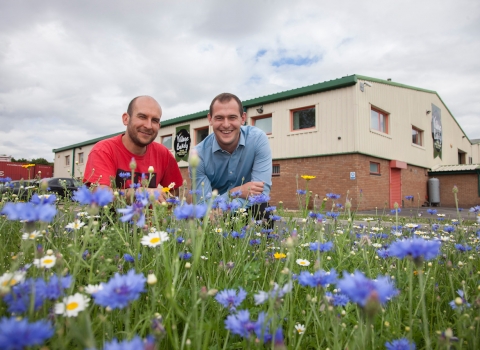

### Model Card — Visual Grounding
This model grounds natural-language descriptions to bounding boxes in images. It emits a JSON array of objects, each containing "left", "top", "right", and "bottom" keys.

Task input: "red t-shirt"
[{"left": 83, "top": 134, "right": 183, "bottom": 189}]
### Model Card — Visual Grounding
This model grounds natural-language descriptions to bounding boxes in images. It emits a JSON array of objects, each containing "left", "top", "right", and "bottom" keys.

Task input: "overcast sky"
[{"left": 1, "top": 0, "right": 479, "bottom": 161}]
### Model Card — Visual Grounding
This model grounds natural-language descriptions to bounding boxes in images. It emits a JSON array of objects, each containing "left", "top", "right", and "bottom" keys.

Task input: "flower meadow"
[{"left": 0, "top": 174, "right": 479, "bottom": 350}]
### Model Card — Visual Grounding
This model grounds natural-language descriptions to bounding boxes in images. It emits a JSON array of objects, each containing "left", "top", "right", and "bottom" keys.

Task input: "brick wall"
[{"left": 429, "top": 173, "right": 480, "bottom": 208}]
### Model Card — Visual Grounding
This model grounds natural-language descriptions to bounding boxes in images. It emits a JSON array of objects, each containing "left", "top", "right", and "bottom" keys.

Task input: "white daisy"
[
  {"left": 55, "top": 293, "right": 90, "bottom": 317},
  {"left": 33, "top": 255, "right": 57, "bottom": 269},
  {"left": 84, "top": 284, "right": 104, "bottom": 294},
  {"left": 296, "top": 259, "right": 310, "bottom": 267},
  {"left": 295, "top": 324, "right": 306, "bottom": 334},
  {"left": 141, "top": 231, "right": 169, "bottom": 247},
  {"left": 21, "top": 230, "right": 42, "bottom": 240},
  {"left": 65, "top": 220, "right": 85, "bottom": 230},
  {"left": 0, "top": 271, "right": 26, "bottom": 292}
]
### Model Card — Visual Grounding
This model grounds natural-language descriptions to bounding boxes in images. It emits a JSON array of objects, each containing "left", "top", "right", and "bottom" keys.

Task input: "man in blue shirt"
[{"left": 191, "top": 93, "right": 272, "bottom": 223}]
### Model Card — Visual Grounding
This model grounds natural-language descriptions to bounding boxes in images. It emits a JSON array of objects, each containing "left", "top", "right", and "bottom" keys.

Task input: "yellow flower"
[
  {"left": 161, "top": 187, "right": 170, "bottom": 193},
  {"left": 301, "top": 175, "right": 316, "bottom": 180},
  {"left": 274, "top": 252, "right": 287, "bottom": 259},
  {"left": 21, "top": 163, "right": 35, "bottom": 168}
]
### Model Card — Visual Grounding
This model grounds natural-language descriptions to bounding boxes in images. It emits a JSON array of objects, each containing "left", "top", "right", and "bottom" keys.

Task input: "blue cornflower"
[
  {"left": 270, "top": 215, "right": 282, "bottom": 221},
  {"left": 325, "top": 291, "right": 350, "bottom": 306},
  {"left": 215, "top": 288, "right": 247, "bottom": 312},
  {"left": 377, "top": 248, "right": 391, "bottom": 259},
  {"left": 296, "top": 189, "right": 307, "bottom": 195},
  {"left": 176, "top": 236, "right": 184, "bottom": 243},
  {"left": 297, "top": 269, "right": 337, "bottom": 288},
  {"left": 249, "top": 239, "right": 261, "bottom": 246},
  {"left": 0, "top": 177, "right": 12, "bottom": 182},
  {"left": 224, "top": 310, "right": 256, "bottom": 338},
  {"left": 0, "top": 202, "right": 57, "bottom": 222},
  {"left": 231, "top": 231, "right": 246, "bottom": 239},
  {"left": 337, "top": 270, "right": 399, "bottom": 307},
  {"left": 389, "top": 237, "right": 441, "bottom": 263},
  {"left": 248, "top": 193, "right": 270, "bottom": 204},
  {"left": 265, "top": 206, "right": 276, "bottom": 212},
  {"left": 469, "top": 205, "right": 480, "bottom": 214},
  {"left": 431, "top": 224, "right": 440, "bottom": 232},
  {"left": 166, "top": 197, "right": 180, "bottom": 205},
  {"left": 443, "top": 225, "right": 455, "bottom": 233},
  {"left": 385, "top": 338, "right": 416, "bottom": 350},
  {"left": 427, "top": 209, "right": 437, "bottom": 215},
  {"left": 210, "top": 195, "right": 225, "bottom": 209},
  {"left": 254, "top": 282, "right": 292, "bottom": 305},
  {"left": 129, "top": 183, "right": 141, "bottom": 189},
  {"left": 43, "top": 274, "right": 72, "bottom": 300},
  {"left": 326, "top": 193, "right": 341, "bottom": 199},
  {"left": 93, "top": 269, "right": 146, "bottom": 310},
  {"left": 455, "top": 244, "right": 472, "bottom": 252},
  {"left": 179, "top": 252, "right": 192, "bottom": 260},
  {"left": 3, "top": 278, "right": 46, "bottom": 313},
  {"left": 189, "top": 189, "right": 202, "bottom": 195},
  {"left": 391, "top": 225, "right": 403, "bottom": 231},
  {"left": 336, "top": 203, "right": 344, "bottom": 209},
  {"left": 219, "top": 200, "right": 241, "bottom": 212},
  {"left": 391, "top": 208, "right": 401, "bottom": 214},
  {"left": 230, "top": 190, "right": 242, "bottom": 197},
  {"left": 309, "top": 241, "right": 334, "bottom": 252},
  {"left": 326, "top": 211, "right": 340, "bottom": 219},
  {"left": 0, "top": 317, "right": 54, "bottom": 349},
  {"left": 82, "top": 249, "right": 89, "bottom": 260},
  {"left": 72, "top": 185, "right": 113, "bottom": 206},
  {"left": 102, "top": 336, "right": 147, "bottom": 350},
  {"left": 117, "top": 202, "right": 146, "bottom": 227},
  {"left": 174, "top": 203, "right": 207, "bottom": 220},
  {"left": 405, "top": 195, "right": 414, "bottom": 200},
  {"left": 30, "top": 193, "right": 57, "bottom": 205},
  {"left": 449, "top": 289, "right": 471, "bottom": 310},
  {"left": 118, "top": 171, "right": 131, "bottom": 179},
  {"left": 123, "top": 254, "right": 135, "bottom": 263}
]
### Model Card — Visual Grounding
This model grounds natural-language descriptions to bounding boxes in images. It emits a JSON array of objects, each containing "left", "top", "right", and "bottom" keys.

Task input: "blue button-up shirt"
[{"left": 191, "top": 125, "right": 272, "bottom": 207}]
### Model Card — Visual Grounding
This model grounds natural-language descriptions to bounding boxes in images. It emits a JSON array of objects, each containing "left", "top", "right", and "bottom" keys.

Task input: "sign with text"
[
  {"left": 431, "top": 103, "right": 442, "bottom": 159},
  {"left": 174, "top": 125, "right": 191, "bottom": 162},
  {"left": 350, "top": 172, "right": 356, "bottom": 180}
]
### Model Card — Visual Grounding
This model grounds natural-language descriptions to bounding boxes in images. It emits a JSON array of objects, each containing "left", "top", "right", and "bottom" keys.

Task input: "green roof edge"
[{"left": 52, "top": 131, "right": 123, "bottom": 153}]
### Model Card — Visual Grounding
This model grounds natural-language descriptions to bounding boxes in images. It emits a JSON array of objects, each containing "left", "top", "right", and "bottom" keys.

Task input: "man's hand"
[{"left": 230, "top": 181, "right": 265, "bottom": 199}]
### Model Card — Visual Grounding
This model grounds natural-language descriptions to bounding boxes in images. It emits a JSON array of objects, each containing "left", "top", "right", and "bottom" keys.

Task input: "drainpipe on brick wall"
[
  {"left": 71, "top": 148, "right": 76, "bottom": 178},
  {"left": 477, "top": 169, "right": 480, "bottom": 197}
]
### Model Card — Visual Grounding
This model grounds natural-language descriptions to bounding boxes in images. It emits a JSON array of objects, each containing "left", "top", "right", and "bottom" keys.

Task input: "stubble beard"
[{"left": 127, "top": 124, "right": 157, "bottom": 148}]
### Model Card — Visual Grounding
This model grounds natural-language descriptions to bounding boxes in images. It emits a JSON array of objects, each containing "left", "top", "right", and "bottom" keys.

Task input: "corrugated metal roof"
[{"left": 430, "top": 164, "right": 480, "bottom": 172}]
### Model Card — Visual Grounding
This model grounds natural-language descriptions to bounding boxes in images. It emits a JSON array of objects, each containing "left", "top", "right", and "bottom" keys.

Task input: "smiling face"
[
  {"left": 122, "top": 96, "right": 162, "bottom": 154},
  {"left": 208, "top": 99, "right": 246, "bottom": 153}
]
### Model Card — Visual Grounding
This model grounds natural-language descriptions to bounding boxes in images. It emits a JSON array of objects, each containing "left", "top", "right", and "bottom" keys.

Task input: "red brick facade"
[
  {"left": 179, "top": 153, "right": 434, "bottom": 211},
  {"left": 428, "top": 173, "right": 480, "bottom": 208}
]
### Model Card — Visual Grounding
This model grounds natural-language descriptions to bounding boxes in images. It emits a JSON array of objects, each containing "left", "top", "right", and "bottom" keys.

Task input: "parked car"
[
  {"left": 0, "top": 179, "right": 38, "bottom": 199},
  {"left": 39, "top": 177, "right": 82, "bottom": 198}
]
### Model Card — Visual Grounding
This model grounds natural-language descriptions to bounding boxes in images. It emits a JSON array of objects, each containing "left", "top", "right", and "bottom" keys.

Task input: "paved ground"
[{"left": 355, "top": 206, "right": 478, "bottom": 221}]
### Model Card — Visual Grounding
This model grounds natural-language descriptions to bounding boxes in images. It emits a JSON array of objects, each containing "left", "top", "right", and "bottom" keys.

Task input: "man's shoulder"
[
  {"left": 148, "top": 141, "right": 173, "bottom": 155},
  {"left": 241, "top": 125, "right": 267, "bottom": 142}
]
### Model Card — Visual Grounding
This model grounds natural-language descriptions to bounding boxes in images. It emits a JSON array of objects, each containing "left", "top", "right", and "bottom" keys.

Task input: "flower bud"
[
  {"left": 189, "top": 149, "right": 199, "bottom": 168},
  {"left": 129, "top": 157, "right": 137, "bottom": 170},
  {"left": 148, "top": 166, "right": 154, "bottom": 174},
  {"left": 147, "top": 273, "right": 158, "bottom": 285}
]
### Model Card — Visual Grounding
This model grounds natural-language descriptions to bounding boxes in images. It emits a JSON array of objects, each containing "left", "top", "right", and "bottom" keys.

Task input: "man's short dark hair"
[{"left": 209, "top": 93, "right": 244, "bottom": 117}]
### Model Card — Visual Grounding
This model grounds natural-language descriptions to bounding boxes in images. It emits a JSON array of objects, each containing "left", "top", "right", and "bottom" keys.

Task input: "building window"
[
  {"left": 161, "top": 135, "right": 172, "bottom": 149},
  {"left": 272, "top": 164, "right": 280, "bottom": 176},
  {"left": 411, "top": 126, "right": 423, "bottom": 146},
  {"left": 65, "top": 155, "right": 70, "bottom": 166},
  {"left": 370, "top": 107, "right": 388, "bottom": 133},
  {"left": 458, "top": 150, "right": 466, "bottom": 164},
  {"left": 370, "top": 162, "right": 380, "bottom": 175},
  {"left": 78, "top": 152, "right": 84, "bottom": 164},
  {"left": 252, "top": 115, "right": 272, "bottom": 134},
  {"left": 291, "top": 106, "right": 315, "bottom": 131},
  {"left": 195, "top": 127, "right": 209, "bottom": 145}
]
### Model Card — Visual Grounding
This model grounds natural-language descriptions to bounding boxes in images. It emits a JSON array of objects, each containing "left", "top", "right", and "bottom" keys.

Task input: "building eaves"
[
  {"left": 430, "top": 164, "right": 480, "bottom": 172},
  {"left": 52, "top": 131, "right": 123, "bottom": 153}
]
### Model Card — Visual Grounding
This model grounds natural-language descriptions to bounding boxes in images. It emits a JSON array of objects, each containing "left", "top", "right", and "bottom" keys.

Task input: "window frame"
[
  {"left": 251, "top": 114, "right": 273, "bottom": 135},
  {"left": 161, "top": 135, "right": 173, "bottom": 150},
  {"left": 369, "top": 161, "right": 380, "bottom": 175},
  {"left": 411, "top": 126, "right": 423, "bottom": 146},
  {"left": 65, "top": 155, "right": 70, "bottom": 166},
  {"left": 370, "top": 106, "right": 389, "bottom": 134},
  {"left": 78, "top": 152, "right": 84, "bottom": 164},
  {"left": 290, "top": 106, "right": 316, "bottom": 132},
  {"left": 194, "top": 126, "right": 209, "bottom": 145},
  {"left": 272, "top": 163, "right": 280, "bottom": 177}
]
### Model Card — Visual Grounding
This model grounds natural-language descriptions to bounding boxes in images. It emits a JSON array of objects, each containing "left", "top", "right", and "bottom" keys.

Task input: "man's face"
[
  {"left": 208, "top": 99, "right": 246, "bottom": 153},
  {"left": 123, "top": 97, "right": 162, "bottom": 148}
]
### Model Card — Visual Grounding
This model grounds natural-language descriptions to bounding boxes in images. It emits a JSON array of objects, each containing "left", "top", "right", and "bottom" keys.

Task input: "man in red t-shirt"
[{"left": 83, "top": 96, "right": 183, "bottom": 201}]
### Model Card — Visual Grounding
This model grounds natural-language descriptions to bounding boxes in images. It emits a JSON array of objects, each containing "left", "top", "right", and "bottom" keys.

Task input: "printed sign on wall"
[
  {"left": 174, "top": 125, "right": 191, "bottom": 162},
  {"left": 431, "top": 104, "right": 442, "bottom": 159}
]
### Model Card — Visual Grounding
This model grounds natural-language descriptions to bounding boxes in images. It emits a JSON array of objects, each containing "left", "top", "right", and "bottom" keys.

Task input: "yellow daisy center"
[
  {"left": 2, "top": 279, "right": 17, "bottom": 287},
  {"left": 150, "top": 237, "right": 161, "bottom": 244},
  {"left": 43, "top": 259, "right": 54, "bottom": 264},
  {"left": 66, "top": 302, "right": 79, "bottom": 310},
  {"left": 299, "top": 261, "right": 307, "bottom": 265}
]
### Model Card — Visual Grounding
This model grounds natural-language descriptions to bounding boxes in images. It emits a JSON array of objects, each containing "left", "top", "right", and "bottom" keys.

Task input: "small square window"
[
  {"left": 252, "top": 115, "right": 272, "bottom": 134},
  {"left": 412, "top": 126, "right": 423, "bottom": 146},
  {"left": 272, "top": 164, "right": 280, "bottom": 176},
  {"left": 161, "top": 135, "right": 172, "bottom": 149},
  {"left": 78, "top": 152, "right": 84, "bottom": 164},
  {"left": 370, "top": 107, "right": 389, "bottom": 134},
  {"left": 65, "top": 155, "right": 70, "bottom": 166},
  {"left": 195, "top": 127, "right": 209, "bottom": 145},
  {"left": 370, "top": 162, "right": 380, "bottom": 175},
  {"left": 292, "top": 106, "right": 315, "bottom": 131}
]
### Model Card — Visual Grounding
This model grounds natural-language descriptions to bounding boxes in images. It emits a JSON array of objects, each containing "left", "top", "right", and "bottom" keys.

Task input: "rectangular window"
[
  {"left": 195, "top": 127, "right": 209, "bottom": 145},
  {"left": 65, "top": 155, "right": 70, "bottom": 166},
  {"left": 78, "top": 152, "right": 84, "bottom": 164},
  {"left": 458, "top": 150, "right": 466, "bottom": 164},
  {"left": 161, "top": 135, "right": 172, "bottom": 149},
  {"left": 370, "top": 107, "right": 388, "bottom": 133},
  {"left": 252, "top": 115, "right": 272, "bottom": 134},
  {"left": 411, "top": 126, "right": 423, "bottom": 146},
  {"left": 272, "top": 164, "right": 280, "bottom": 176},
  {"left": 291, "top": 106, "right": 315, "bottom": 131},
  {"left": 370, "top": 162, "right": 380, "bottom": 175}
]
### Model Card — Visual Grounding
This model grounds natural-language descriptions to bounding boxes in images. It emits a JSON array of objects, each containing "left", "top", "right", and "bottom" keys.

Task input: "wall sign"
[
  {"left": 174, "top": 125, "right": 191, "bottom": 162},
  {"left": 350, "top": 172, "right": 356, "bottom": 180}
]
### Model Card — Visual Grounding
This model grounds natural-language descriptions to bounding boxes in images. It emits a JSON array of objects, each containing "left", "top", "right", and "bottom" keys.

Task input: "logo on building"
[
  {"left": 174, "top": 125, "right": 191, "bottom": 162},
  {"left": 431, "top": 103, "right": 442, "bottom": 159}
]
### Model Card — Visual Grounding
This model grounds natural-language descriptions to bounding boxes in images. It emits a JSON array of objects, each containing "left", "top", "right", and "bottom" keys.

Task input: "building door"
[{"left": 389, "top": 168, "right": 401, "bottom": 209}]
